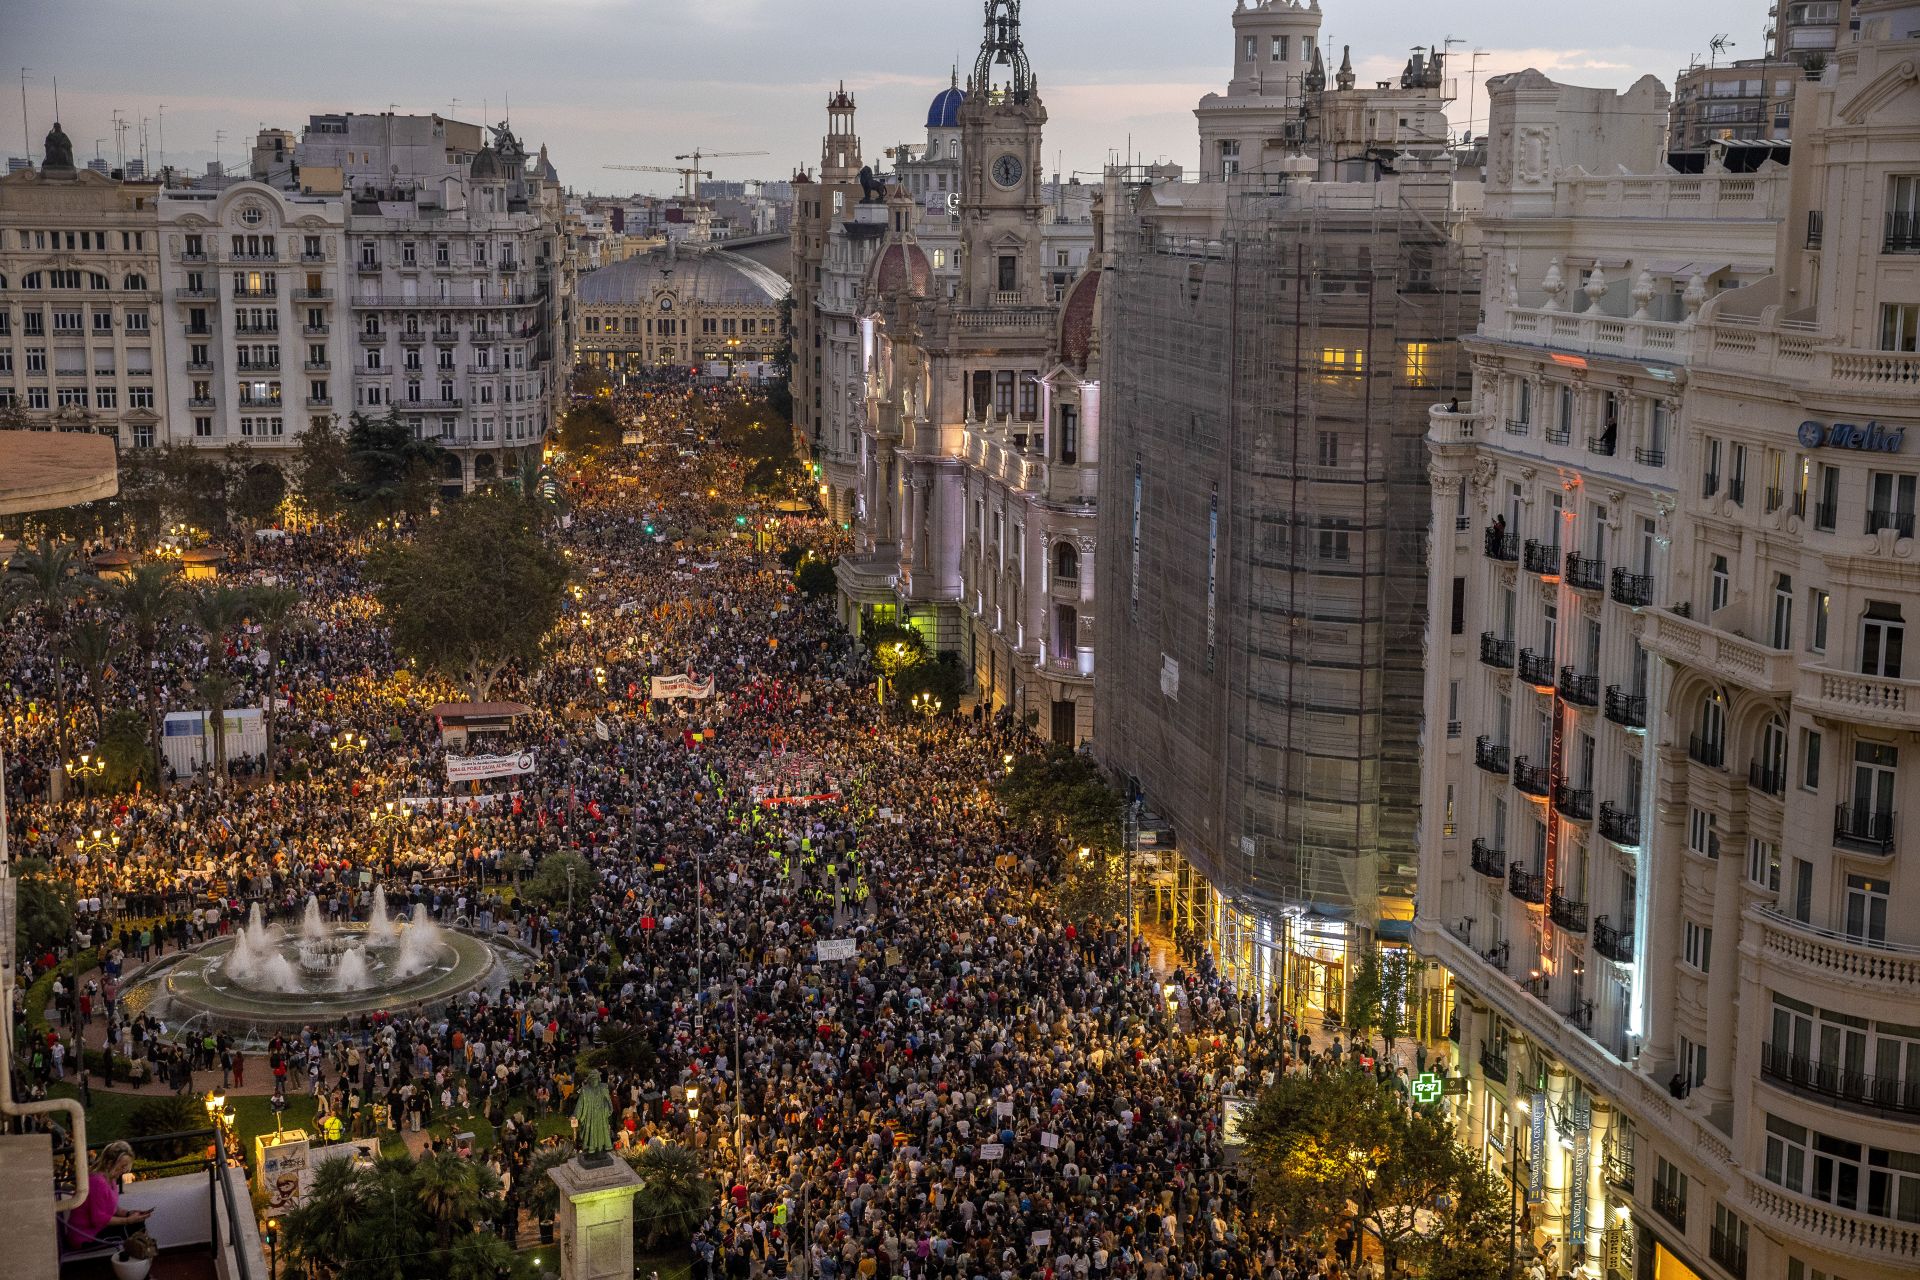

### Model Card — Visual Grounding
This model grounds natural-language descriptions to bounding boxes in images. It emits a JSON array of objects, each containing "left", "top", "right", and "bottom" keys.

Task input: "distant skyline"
[{"left": 7, "top": 0, "right": 1774, "bottom": 197}]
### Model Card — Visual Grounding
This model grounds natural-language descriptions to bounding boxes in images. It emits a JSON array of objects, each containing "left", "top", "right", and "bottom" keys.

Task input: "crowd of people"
[{"left": 7, "top": 382, "right": 1401, "bottom": 1280}]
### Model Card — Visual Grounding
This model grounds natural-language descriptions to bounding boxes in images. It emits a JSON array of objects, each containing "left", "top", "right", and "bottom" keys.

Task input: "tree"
[
  {"left": 8, "top": 536, "right": 98, "bottom": 799},
  {"left": 795, "top": 559, "right": 837, "bottom": 597},
  {"left": 1347, "top": 946, "right": 1384, "bottom": 1043},
  {"left": 624, "top": 1142, "right": 716, "bottom": 1249},
  {"left": 343, "top": 410, "right": 449, "bottom": 527},
  {"left": 186, "top": 584, "right": 254, "bottom": 782},
  {"left": 507, "top": 454, "right": 569, "bottom": 531},
  {"left": 865, "top": 622, "right": 925, "bottom": 687},
  {"left": 224, "top": 442, "right": 287, "bottom": 527},
  {"left": 996, "top": 745, "right": 1124, "bottom": 856},
  {"left": 554, "top": 400, "right": 623, "bottom": 457},
  {"left": 10, "top": 858, "right": 73, "bottom": 965},
  {"left": 110, "top": 563, "right": 187, "bottom": 765},
  {"left": 96, "top": 707, "right": 158, "bottom": 792},
  {"left": 414, "top": 1149, "right": 501, "bottom": 1250},
  {"left": 527, "top": 850, "right": 596, "bottom": 909},
  {"left": 293, "top": 413, "right": 351, "bottom": 524},
  {"left": 246, "top": 585, "right": 307, "bottom": 781},
  {"left": 195, "top": 671, "right": 240, "bottom": 784},
  {"left": 64, "top": 617, "right": 120, "bottom": 735},
  {"left": 368, "top": 493, "right": 569, "bottom": 701}
]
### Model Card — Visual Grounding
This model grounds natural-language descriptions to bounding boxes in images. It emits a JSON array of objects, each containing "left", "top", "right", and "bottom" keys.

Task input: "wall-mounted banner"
[
  {"left": 445, "top": 751, "right": 536, "bottom": 783},
  {"left": 1131, "top": 460, "right": 1142, "bottom": 622},
  {"left": 650, "top": 673, "right": 716, "bottom": 700},
  {"left": 1569, "top": 1096, "right": 1592, "bottom": 1246},
  {"left": 1206, "top": 488, "right": 1219, "bottom": 671},
  {"left": 1528, "top": 1090, "right": 1547, "bottom": 1204}
]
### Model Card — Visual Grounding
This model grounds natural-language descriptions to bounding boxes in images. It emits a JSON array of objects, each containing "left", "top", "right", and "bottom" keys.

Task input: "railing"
[
  {"left": 234, "top": 320, "right": 279, "bottom": 334},
  {"left": 303, "top": 360, "right": 330, "bottom": 372},
  {"left": 1471, "top": 839, "right": 1506, "bottom": 879},
  {"left": 1550, "top": 892, "right": 1589, "bottom": 932},
  {"left": 1833, "top": 803, "right": 1895, "bottom": 853},
  {"left": 1702, "top": 471, "right": 1722, "bottom": 499},
  {"left": 1565, "top": 553, "right": 1605, "bottom": 592},
  {"left": 1762, "top": 1042, "right": 1920, "bottom": 1116},
  {"left": 300, "top": 250, "right": 328, "bottom": 263},
  {"left": 1748, "top": 760, "right": 1786, "bottom": 796},
  {"left": 1523, "top": 539, "right": 1560, "bottom": 576},
  {"left": 1553, "top": 782, "right": 1593, "bottom": 823},
  {"left": 1481, "top": 940, "right": 1511, "bottom": 973},
  {"left": 1646, "top": 607, "right": 1796, "bottom": 693},
  {"left": 184, "top": 360, "right": 213, "bottom": 373},
  {"left": 1653, "top": 1182, "right": 1688, "bottom": 1231},
  {"left": 1587, "top": 431, "right": 1618, "bottom": 457},
  {"left": 1593, "top": 915, "right": 1633, "bottom": 962},
  {"left": 397, "top": 330, "right": 427, "bottom": 343},
  {"left": 1689, "top": 734, "right": 1727, "bottom": 768},
  {"left": 1544, "top": 424, "right": 1571, "bottom": 446},
  {"left": 1611, "top": 569, "right": 1653, "bottom": 607},
  {"left": 1745, "top": 1182, "right": 1920, "bottom": 1267},
  {"left": 1513, "top": 757, "right": 1550, "bottom": 796},
  {"left": 403, "top": 397, "right": 464, "bottom": 410},
  {"left": 1479, "top": 632, "right": 1515, "bottom": 670},
  {"left": 186, "top": 396, "right": 215, "bottom": 409},
  {"left": 173, "top": 285, "right": 217, "bottom": 300},
  {"left": 294, "top": 287, "right": 333, "bottom": 301},
  {"left": 1504, "top": 416, "right": 1531, "bottom": 437},
  {"left": 1484, "top": 527, "right": 1519, "bottom": 562},
  {"left": 1867, "top": 508, "right": 1916, "bottom": 538},
  {"left": 1509, "top": 864, "right": 1546, "bottom": 904},
  {"left": 1559, "top": 667, "right": 1599, "bottom": 707},
  {"left": 1604, "top": 686, "right": 1647, "bottom": 729},
  {"left": 1887, "top": 211, "right": 1920, "bottom": 254},
  {"left": 1474, "top": 736, "right": 1510, "bottom": 775},
  {"left": 1751, "top": 903, "right": 1920, "bottom": 992},
  {"left": 1568, "top": 998, "right": 1595, "bottom": 1030},
  {"left": 1479, "top": 1043, "right": 1510, "bottom": 1085},
  {"left": 1498, "top": 306, "right": 1693, "bottom": 362},
  {"left": 228, "top": 251, "right": 279, "bottom": 263},
  {"left": 1517, "top": 649, "right": 1554, "bottom": 686},
  {"left": 1798, "top": 668, "right": 1920, "bottom": 730},
  {"left": 1729, "top": 477, "right": 1747, "bottom": 505},
  {"left": 1710, "top": 1224, "right": 1749, "bottom": 1280},
  {"left": 1598, "top": 803, "right": 1640, "bottom": 846},
  {"left": 303, "top": 323, "right": 330, "bottom": 335},
  {"left": 234, "top": 360, "right": 280, "bottom": 373},
  {"left": 1635, "top": 447, "right": 1666, "bottom": 467}
]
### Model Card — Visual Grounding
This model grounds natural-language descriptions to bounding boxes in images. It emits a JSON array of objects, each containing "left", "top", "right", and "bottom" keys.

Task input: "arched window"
[
  {"left": 1054, "top": 541, "right": 1079, "bottom": 583},
  {"left": 21, "top": 271, "right": 41, "bottom": 289},
  {"left": 123, "top": 272, "right": 147, "bottom": 291},
  {"left": 1694, "top": 691, "right": 1727, "bottom": 766},
  {"left": 86, "top": 272, "right": 109, "bottom": 290}
]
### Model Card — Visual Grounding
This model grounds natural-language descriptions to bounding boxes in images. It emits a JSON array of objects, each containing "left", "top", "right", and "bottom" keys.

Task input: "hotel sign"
[{"left": 1799, "top": 419, "right": 1906, "bottom": 453}]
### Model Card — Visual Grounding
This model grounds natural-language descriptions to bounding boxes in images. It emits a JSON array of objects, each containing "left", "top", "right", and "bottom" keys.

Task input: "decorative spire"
[
  {"left": 1305, "top": 45, "right": 1326, "bottom": 94},
  {"left": 1336, "top": 46, "right": 1355, "bottom": 91},
  {"left": 972, "top": 0, "right": 1034, "bottom": 104}
]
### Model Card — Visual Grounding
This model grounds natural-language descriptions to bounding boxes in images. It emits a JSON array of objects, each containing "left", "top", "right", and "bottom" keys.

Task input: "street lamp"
[
  {"left": 329, "top": 732, "right": 368, "bottom": 756},
  {"left": 372, "top": 800, "right": 412, "bottom": 878},
  {"left": 66, "top": 752, "right": 105, "bottom": 793},
  {"left": 265, "top": 1218, "right": 279, "bottom": 1278}
]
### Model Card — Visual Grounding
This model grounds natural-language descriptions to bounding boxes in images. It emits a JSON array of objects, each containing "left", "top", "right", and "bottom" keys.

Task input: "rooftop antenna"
[
  {"left": 215, "top": 127, "right": 226, "bottom": 174},
  {"left": 157, "top": 103, "right": 165, "bottom": 174},
  {"left": 51, "top": 74, "right": 58, "bottom": 124},
  {"left": 17, "top": 68, "right": 29, "bottom": 164},
  {"left": 1708, "top": 34, "right": 1733, "bottom": 69}
]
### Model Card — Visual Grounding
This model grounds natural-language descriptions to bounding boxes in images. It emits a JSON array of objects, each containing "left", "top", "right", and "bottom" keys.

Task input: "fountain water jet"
[{"left": 367, "top": 885, "right": 397, "bottom": 944}]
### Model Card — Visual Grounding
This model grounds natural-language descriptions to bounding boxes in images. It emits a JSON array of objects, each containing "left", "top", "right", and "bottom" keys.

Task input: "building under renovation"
[{"left": 1095, "top": 145, "right": 1479, "bottom": 1021}]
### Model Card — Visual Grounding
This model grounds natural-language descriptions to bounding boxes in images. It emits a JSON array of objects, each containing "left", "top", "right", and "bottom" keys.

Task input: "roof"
[
  {"left": 868, "top": 241, "right": 932, "bottom": 297},
  {"left": 1059, "top": 269, "right": 1101, "bottom": 370},
  {"left": 577, "top": 247, "right": 791, "bottom": 307},
  {"left": 927, "top": 86, "right": 966, "bottom": 129},
  {"left": 0, "top": 432, "right": 118, "bottom": 516}
]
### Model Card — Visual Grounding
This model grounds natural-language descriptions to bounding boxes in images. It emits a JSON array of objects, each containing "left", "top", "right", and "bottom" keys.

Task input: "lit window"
[{"left": 1403, "top": 342, "right": 1430, "bottom": 387}]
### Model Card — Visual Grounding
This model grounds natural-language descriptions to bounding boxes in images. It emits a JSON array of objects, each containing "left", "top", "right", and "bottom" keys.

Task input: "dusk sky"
[{"left": 8, "top": 0, "right": 1771, "bottom": 196}]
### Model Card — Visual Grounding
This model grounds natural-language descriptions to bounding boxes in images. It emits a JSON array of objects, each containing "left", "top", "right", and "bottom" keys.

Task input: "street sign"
[{"left": 1443, "top": 1076, "right": 1471, "bottom": 1097}]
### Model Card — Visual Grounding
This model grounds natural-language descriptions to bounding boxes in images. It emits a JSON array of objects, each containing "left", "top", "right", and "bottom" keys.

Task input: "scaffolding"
[{"left": 1098, "top": 166, "right": 1479, "bottom": 958}]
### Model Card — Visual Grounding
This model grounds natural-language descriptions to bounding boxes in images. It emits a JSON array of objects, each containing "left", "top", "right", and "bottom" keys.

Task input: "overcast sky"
[{"left": 7, "top": 0, "right": 1769, "bottom": 197}]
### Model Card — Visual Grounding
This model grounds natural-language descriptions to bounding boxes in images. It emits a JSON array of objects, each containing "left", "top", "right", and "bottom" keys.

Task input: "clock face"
[
  {"left": 991, "top": 153, "right": 1023, "bottom": 189},
  {"left": 660, "top": 298, "right": 674, "bottom": 312}
]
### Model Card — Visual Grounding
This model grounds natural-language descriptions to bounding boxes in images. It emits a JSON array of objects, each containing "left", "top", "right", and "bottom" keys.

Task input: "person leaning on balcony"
[{"left": 63, "top": 1140, "right": 153, "bottom": 1250}]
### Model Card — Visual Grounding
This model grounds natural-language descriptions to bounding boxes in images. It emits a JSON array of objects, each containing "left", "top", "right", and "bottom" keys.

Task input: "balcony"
[
  {"left": 1887, "top": 211, "right": 1920, "bottom": 254},
  {"left": 180, "top": 250, "right": 209, "bottom": 264},
  {"left": 186, "top": 395, "right": 214, "bottom": 409},
  {"left": 1593, "top": 915, "right": 1633, "bottom": 963},
  {"left": 1815, "top": 501, "right": 1838, "bottom": 529},
  {"left": 359, "top": 330, "right": 386, "bottom": 344},
  {"left": 1427, "top": 402, "right": 1484, "bottom": 445},
  {"left": 1645, "top": 607, "right": 1796, "bottom": 694},
  {"left": 184, "top": 360, "right": 213, "bottom": 373},
  {"left": 1611, "top": 569, "right": 1653, "bottom": 607},
  {"left": 398, "top": 330, "right": 427, "bottom": 345},
  {"left": 1710, "top": 1224, "right": 1749, "bottom": 1280},
  {"left": 1559, "top": 666, "right": 1599, "bottom": 707},
  {"left": 1509, "top": 864, "right": 1546, "bottom": 905},
  {"left": 1483, "top": 527, "right": 1519, "bottom": 562},
  {"left": 1504, "top": 417, "right": 1531, "bottom": 437},
  {"left": 1553, "top": 782, "right": 1593, "bottom": 823},
  {"left": 233, "top": 320, "right": 279, "bottom": 335},
  {"left": 1474, "top": 736, "right": 1509, "bottom": 776},
  {"left": 1796, "top": 667, "right": 1920, "bottom": 732},
  {"left": 357, "top": 259, "right": 382, "bottom": 273},
  {"left": 294, "top": 287, "right": 333, "bottom": 301},
  {"left": 307, "top": 393, "right": 333, "bottom": 407},
  {"left": 1652, "top": 1183, "right": 1688, "bottom": 1232},
  {"left": 1513, "top": 757, "right": 1550, "bottom": 796},
  {"left": 1745, "top": 1182, "right": 1920, "bottom": 1272},
  {"left": 303, "top": 323, "right": 330, "bottom": 336},
  {"left": 1751, "top": 903, "right": 1920, "bottom": 997},
  {"left": 1604, "top": 686, "right": 1647, "bottom": 729},
  {"left": 1634, "top": 447, "right": 1666, "bottom": 467},
  {"left": 1497, "top": 306, "right": 1694, "bottom": 363},
  {"left": 234, "top": 360, "right": 280, "bottom": 374},
  {"left": 1689, "top": 734, "right": 1727, "bottom": 769},
  {"left": 1567, "top": 998, "right": 1595, "bottom": 1031},
  {"left": 1479, "top": 1042, "right": 1510, "bottom": 1085},
  {"left": 231, "top": 288, "right": 279, "bottom": 301},
  {"left": 1833, "top": 803, "right": 1895, "bottom": 854},
  {"left": 1517, "top": 648, "right": 1554, "bottom": 687},
  {"left": 1587, "top": 429, "right": 1618, "bottom": 458},
  {"left": 1471, "top": 839, "right": 1507, "bottom": 879},
  {"left": 1479, "top": 632, "right": 1515, "bottom": 670},
  {"left": 228, "top": 251, "right": 279, "bottom": 263},
  {"left": 1867, "top": 508, "right": 1916, "bottom": 539},
  {"left": 303, "top": 359, "right": 331, "bottom": 372},
  {"left": 1522, "top": 539, "right": 1560, "bottom": 576},
  {"left": 1806, "top": 210, "right": 1825, "bottom": 248},
  {"left": 406, "top": 398, "right": 464, "bottom": 410},
  {"left": 1565, "top": 553, "right": 1605, "bottom": 592},
  {"left": 1748, "top": 760, "right": 1786, "bottom": 797},
  {"left": 301, "top": 250, "right": 328, "bottom": 263},
  {"left": 237, "top": 397, "right": 282, "bottom": 409},
  {"left": 1763, "top": 1042, "right": 1920, "bottom": 1118},
  {"left": 1598, "top": 802, "right": 1640, "bottom": 847},
  {"left": 1544, "top": 424, "right": 1571, "bottom": 446},
  {"left": 1550, "top": 892, "right": 1589, "bottom": 933},
  {"left": 173, "top": 285, "right": 217, "bottom": 300}
]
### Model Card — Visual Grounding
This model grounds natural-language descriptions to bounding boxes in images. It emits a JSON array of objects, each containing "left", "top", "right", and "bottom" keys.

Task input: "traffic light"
[{"left": 735, "top": 515, "right": 748, "bottom": 526}]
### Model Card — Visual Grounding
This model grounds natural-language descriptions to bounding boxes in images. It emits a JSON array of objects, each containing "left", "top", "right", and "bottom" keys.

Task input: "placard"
[
  {"left": 977, "top": 1143, "right": 1004, "bottom": 1161},
  {"left": 1039, "top": 1131, "right": 1060, "bottom": 1150},
  {"left": 815, "top": 937, "right": 857, "bottom": 962},
  {"left": 445, "top": 751, "right": 536, "bottom": 783}
]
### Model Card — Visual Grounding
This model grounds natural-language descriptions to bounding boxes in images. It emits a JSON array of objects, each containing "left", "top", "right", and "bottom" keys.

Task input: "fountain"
[{"left": 129, "top": 885, "right": 521, "bottom": 1034}]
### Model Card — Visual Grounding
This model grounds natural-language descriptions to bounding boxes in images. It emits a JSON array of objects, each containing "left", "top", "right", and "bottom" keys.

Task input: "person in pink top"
[{"left": 64, "top": 1141, "right": 152, "bottom": 1250}]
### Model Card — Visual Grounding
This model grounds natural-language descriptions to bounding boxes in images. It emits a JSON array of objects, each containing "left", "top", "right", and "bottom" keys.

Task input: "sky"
[{"left": 5, "top": 0, "right": 1771, "bottom": 198}]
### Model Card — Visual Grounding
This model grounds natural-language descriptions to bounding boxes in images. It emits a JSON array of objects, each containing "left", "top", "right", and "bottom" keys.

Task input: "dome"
[
  {"left": 578, "top": 247, "right": 791, "bottom": 307},
  {"left": 470, "top": 146, "right": 503, "bottom": 182},
  {"left": 1058, "top": 268, "right": 1101, "bottom": 370},
  {"left": 868, "top": 242, "right": 932, "bottom": 298},
  {"left": 926, "top": 86, "right": 966, "bottom": 129}
]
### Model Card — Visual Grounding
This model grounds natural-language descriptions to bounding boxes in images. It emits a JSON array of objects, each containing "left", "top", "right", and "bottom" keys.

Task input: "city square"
[{"left": 4, "top": 2, "right": 1920, "bottom": 1280}]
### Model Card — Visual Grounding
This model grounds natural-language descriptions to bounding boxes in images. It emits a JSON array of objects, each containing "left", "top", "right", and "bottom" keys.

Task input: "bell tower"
[
  {"left": 958, "top": 0, "right": 1047, "bottom": 307},
  {"left": 821, "top": 83, "right": 862, "bottom": 183}
]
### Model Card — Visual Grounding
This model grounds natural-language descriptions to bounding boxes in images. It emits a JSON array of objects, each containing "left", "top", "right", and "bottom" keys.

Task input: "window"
[
  {"left": 1710, "top": 554, "right": 1730, "bottom": 613},
  {"left": 1654, "top": 1158, "right": 1689, "bottom": 1228},
  {"left": 126, "top": 312, "right": 147, "bottom": 334},
  {"left": 1880, "top": 304, "right": 1919, "bottom": 353},
  {"left": 1058, "top": 404, "right": 1078, "bottom": 464},
  {"left": 1850, "top": 740, "right": 1896, "bottom": 823},
  {"left": 27, "top": 387, "right": 47, "bottom": 410},
  {"left": 1450, "top": 577, "right": 1466, "bottom": 635},
  {"left": 1219, "top": 140, "right": 1240, "bottom": 178},
  {"left": 1772, "top": 575, "right": 1794, "bottom": 648},
  {"left": 1689, "top": 807, "right": 1721, "bottom": 859},
  {"left": 1684, "top": 919, "right": 1713, "bottom": 972},
  {"left": 1403, "top": 342, "right": 1430, "bottom": 387},
  {"left": 997, "top": 256, "right": 1017, "bottom": 292},
  {"left": 132, "top": 424, "right": 153, "bottom": 449},
  {"left": 1816, "top": 464, "right": 1840, "bottom": 530},
  {"left": 1868, "top": 471, "right": 1916, "bottom": 536},
  {"left": 1891, "top": 176, "right": 1920, "bottom": 252},
  {"left": 1845, "top": 874, "right": 1889, "bottom": 944},
  {"left": 1862, "top": 600, "right": 1905, "bottom": 678},
  {"left": 1244, "top": 35, "right": 1257, "bottom": 61},
  {"left": 1678, "top": 1035, "right": 1707, "bottom": 1088},
  {"left": 1055, "top": 542, "right": 1079, "bottom": 583},
  {"left": 1808, "top": 588, "right": 1830, "bottom": 653},
  {"left": 1272, "top": 34, "right": 1288, "bottom": 61},
  {"left": 1317, "top": 518, "right": 1351, "bottom": 562},
  {"left": 128, "top": 387, "right": 152, "bottom": 409},
  {"left": 1748, "top": 837, "right": 1780, "bottom": 892},
  {"left": 1767, "top": 1116, "right": 1810, "bottom": 1195},
  {"left": 193, "top": 415, "right": 213, "bottom": 438}
]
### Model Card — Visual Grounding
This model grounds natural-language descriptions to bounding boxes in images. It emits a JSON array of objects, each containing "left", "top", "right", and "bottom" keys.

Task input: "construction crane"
[
  {"left": 673, "top": 148, "right": 768, "bottom": 196},
  {"left": 604, "top": 163, "right": 710, "bottom": 199}
]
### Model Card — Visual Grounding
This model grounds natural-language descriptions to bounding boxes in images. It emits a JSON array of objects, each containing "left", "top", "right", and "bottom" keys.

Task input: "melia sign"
[{"left": 1799, "top": 419, "right": 1906, "bottom": 453}]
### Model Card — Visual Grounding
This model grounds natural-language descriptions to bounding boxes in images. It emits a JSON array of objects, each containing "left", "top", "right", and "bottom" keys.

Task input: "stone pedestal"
[{"left": 548, "top": 1154, "right": 643, "bottom": 1280}]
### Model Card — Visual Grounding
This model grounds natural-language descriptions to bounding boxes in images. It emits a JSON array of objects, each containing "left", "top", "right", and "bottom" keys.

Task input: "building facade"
[
  {"left": 1670, "top": 58, "right": 1798, "bottom": 150},
  {"left": 1416, "top": 36, "right": 1920, "bottom": 1280},
  {"left": 574, "top": 242, "right": 788, "bottom": 380},
  {"left": 0, "top": 128, "right": 166, "bottom": 449}
]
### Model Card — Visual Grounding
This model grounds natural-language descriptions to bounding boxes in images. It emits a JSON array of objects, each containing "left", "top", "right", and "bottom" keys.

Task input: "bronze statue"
[
  {"left": 572, "top": 1068, "right": 615, "bottom": 1165},
  {"left": 42, "top": 122, "right": 75, "bottom": 172}
]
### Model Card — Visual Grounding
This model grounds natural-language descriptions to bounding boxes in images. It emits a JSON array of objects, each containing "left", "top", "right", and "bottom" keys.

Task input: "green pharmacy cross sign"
[{"left": 1412, "top": 1072, "right": 1444, "bottom": 1104}]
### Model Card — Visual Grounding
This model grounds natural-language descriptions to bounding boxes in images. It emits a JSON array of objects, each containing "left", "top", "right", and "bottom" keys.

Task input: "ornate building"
[
  {"left": 575, "top": 241, "right": 787, "bottom": 381},
  {"left": 0, "top": 125, "right": 167, "bottom": 448}
]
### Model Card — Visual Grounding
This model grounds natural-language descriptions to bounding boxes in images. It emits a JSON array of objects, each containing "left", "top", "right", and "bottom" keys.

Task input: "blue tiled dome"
[{"left": 926, "top": 86, "right": 966, "bottom": 129}]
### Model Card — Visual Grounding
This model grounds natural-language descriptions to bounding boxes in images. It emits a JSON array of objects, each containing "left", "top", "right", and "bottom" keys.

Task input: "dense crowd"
[{"left": 8, "top": 384, "right": 1395, "bottom": 1280}]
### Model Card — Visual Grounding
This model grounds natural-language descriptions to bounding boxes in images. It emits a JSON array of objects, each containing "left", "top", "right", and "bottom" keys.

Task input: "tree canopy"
[
  {"left": 368, "top": 492, "right": 569, "bottom": 701},
  {"left": 343, "top": 410, "right": 450, "bottom": 525},
  {"left": 554, "top": 400, "right": 624, "bottom": 457}
]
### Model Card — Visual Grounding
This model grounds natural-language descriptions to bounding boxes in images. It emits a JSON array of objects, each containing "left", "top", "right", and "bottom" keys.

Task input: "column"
[
  {"left": 1541, "top": 1063, "right": 1570, "bottom": 1259},
  {"left": 1584, "top": 1099, "right": 1613, "bottom": 1279},
  {"left": 1697, "top": 822, "right": 1745, "bottom": 1123},
  {"left": 547, "top": 1155, "right": 643, "bottom": 1280},
  {"left": 1639, "top": 745, "right": 1688, "bottom": 1077}
]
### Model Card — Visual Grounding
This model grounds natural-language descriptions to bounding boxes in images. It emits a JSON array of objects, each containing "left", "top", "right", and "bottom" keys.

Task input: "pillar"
[
  {"left": 1583, "top": 1099, "right": 1613, "bottom": 1279},
  {"left": 547, "top": 1154, "right": 643, "bottom": 1280},
  {"left": 1639, "top": 745, "right": 1688, "bottom": 1077}
]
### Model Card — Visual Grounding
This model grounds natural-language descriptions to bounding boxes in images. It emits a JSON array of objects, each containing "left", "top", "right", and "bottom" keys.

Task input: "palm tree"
[
  {"left": 65, "top": 617, "right": 121, "bottom": 736},
  {"left": 415, "top": 1149, "right": 499, "bottom": 1249},
  {"left": 625, "top": 1141, "right": 717, "bottom": 1249},
  {"left": 279, "top": 1155, "right": 360, "bottom": 1279},
  {"left": 195, "top": 671, "right": 239, "bottom": 784},
  {"left": 512, "top": 454, "right": 569, "bottom": 530},
  {"left": 245, "top": 585, "right": 305, "bottom": 781},
  {"left": 444, "top": 1231, "right": 516, "bottom": 1280},
  {"left": 9, "top": 536, "right": 99, "bottom": 801},
  {"left": 110, "top": 562, "right": 187, "bottom": 766}
]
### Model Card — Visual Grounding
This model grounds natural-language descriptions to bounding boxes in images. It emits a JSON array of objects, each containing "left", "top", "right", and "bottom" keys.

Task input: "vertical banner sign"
[
  {"left": 1131, "top": 460, "right": 1142, "bottom": 622},
  {"left": 1529, "top": 1090, "right": 1547, "bottom": 1204},
  {"left": 1546, "top": 698, "right": 1564, "bottom": 935},
  {"left": 1207, "top": 487, "right": 1219, "bottom": 671},
  {"left": 1569, "top": 1096, "right": 1591, "bottom": 1247}
]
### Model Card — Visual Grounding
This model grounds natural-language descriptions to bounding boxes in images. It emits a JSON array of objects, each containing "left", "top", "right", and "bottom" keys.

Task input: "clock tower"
[{"left": 958, "top": 0, "right": 1048, "bottom": 308}]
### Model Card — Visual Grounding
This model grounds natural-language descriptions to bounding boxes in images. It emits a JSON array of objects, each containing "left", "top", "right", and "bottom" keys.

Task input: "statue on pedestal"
[
  {"left": 42, "top": 122, "right": 76, "bottom": 173},
  {"left": 572, "top": 1068, "right": 615, "bottom": 1166}
]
